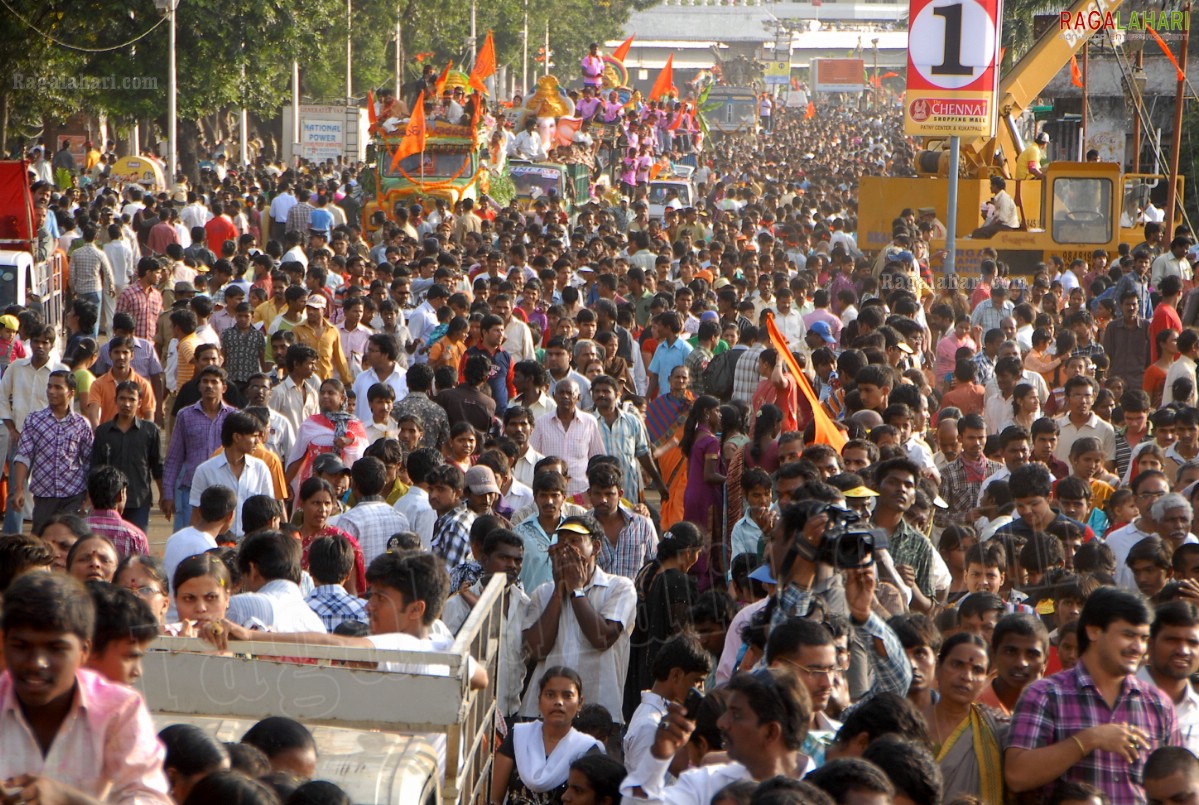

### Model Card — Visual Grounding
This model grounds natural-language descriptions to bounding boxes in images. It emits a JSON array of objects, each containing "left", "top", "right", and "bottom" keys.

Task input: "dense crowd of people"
[{"left": 5, "top": 84, "right": 1199, "bottom": 805}]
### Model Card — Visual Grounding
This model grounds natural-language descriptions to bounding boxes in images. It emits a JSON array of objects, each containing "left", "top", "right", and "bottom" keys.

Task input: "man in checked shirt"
[{"left": 1006, "top": 586, "right": 1181, "bottom": 803}]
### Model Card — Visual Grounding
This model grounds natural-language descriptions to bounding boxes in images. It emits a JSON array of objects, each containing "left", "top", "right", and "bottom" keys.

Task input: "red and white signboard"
[
  {"left": 811, "top": 58, "right": 866, "bottom": 93},
  {"left": 904, "top": 0, "right": 1003, "bottom": 137}
]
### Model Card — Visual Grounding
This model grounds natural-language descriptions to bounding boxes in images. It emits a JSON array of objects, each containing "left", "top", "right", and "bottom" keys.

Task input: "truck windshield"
[
  {"left": 509, "top": 166, "right": 562, "bottom": 200},
  {"left": 1051, "top": 177, "right": 1112, "bottom": 245},
  {"left": 382, "top": 150, "right": 474, "bottom": 180}
]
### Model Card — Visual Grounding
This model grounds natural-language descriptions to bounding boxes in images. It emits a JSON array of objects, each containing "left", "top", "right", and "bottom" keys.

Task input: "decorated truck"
[{"left": 361, "top": 120, "right": 488, "bottom": 234}]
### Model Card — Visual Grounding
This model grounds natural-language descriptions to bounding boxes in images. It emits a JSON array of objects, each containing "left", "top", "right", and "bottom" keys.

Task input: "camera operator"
[
  {"left": 761, "top": 485, "right": 912, "bottom": 705},
  {"left": 870, "top": 457, "right": 938, "bottom": 615}
]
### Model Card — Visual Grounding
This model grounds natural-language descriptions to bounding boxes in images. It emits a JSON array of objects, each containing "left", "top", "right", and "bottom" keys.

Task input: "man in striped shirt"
[{"left": 69, "top": 224, "right": 115, "bottom": 338}]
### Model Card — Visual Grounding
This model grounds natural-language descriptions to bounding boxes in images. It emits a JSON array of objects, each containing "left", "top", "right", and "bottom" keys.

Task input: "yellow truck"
[{"left": 139, "top": 576, "right": 505, "bottom": 805}]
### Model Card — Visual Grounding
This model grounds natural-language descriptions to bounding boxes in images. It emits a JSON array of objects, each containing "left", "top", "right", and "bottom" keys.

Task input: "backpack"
[{"left": 702, "top": 349, "right": 740, "bottom": 401}]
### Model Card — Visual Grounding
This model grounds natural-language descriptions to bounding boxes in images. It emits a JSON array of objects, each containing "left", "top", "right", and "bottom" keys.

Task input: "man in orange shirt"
[
  {"left": 90, "top": 336, "right": 155, "bottom": 423},
  {"left": 940, "top": 359, "right": 986, "bottom": 416}
]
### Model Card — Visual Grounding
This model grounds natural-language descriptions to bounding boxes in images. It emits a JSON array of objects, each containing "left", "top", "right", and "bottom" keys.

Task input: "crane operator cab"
[{"left": 1049, "top": 171, "right": 1115, "bottom": 246}]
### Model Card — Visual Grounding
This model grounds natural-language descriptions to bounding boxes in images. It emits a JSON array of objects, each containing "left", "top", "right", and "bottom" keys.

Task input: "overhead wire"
[{"left": 0, "top": 0, "right": 168, "bottom": 53}]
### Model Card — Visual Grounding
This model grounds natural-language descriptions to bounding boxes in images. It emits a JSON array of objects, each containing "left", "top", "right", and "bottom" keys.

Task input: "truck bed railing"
[{"left": 139, "top": 575, "right": 506, "bottom": 805}]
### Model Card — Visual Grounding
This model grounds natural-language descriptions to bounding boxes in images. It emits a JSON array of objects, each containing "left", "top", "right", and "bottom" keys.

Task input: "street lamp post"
[
  {"left": 153, "top": 0, "right": 178, "bottom": 179},
  {"left": 522, "top": 0, "right": 529, "bottom": 95},
  {"left": 871, "top": 37, "right": 879, "bottom": 110}
]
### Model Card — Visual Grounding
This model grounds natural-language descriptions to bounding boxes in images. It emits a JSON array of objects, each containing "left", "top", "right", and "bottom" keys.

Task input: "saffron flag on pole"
[
  {"left": 470, "top": 31, "right": 496, "bottom": 94},
  {"left": 649, "top": 54, "right": 674, "bottom": 100},
  {"left": 435, "top": 61, "right": 454, "bottom": 95},
  {"left": 613, "top": 34, "right": 635, "bottom": 62},
  {"left": 367, "top": 90, "right": 377, "bottom": 127},
  {"left": 1147, "top": 26, "right": 1186, "bottom": 81},
  {"left": 1070, "top": 55, "right": 1084, "bottom": 88},
  {"left": 390, "top": 91, "right": 427, "bottom": 172},
  {"left": 805, "top": 101, "right": 816, "bottom": 119},
  {"left": 764, "top": 312, "right": 847, "bottom": 451}
]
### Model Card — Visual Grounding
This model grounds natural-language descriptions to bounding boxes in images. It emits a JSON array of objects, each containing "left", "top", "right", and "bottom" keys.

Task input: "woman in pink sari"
[{"left": 285, "top": 378, "right": 368, "bottom": 500}]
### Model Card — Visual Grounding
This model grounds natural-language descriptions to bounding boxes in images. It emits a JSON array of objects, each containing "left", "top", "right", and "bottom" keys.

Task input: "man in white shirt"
[
  {"left": 1152, "top": 236, "right": 1194, "bottom": 288},
  {"left": 226, "top": 530, "right": 328, "bottom": 632},
  {"left": 269, "top": 183, "right": 298, "bottom": 242},
  {"left": 189, "top": 412, "right": 273, "bottom": 538},
  {"left": 1138, "top": 599, "right": 1199, "bottom": 755},
  {"left": 442, "top": 530, "right": 530, "bottom": 719},
  {"left": 1107, "top": 472, "right": 1171, "bottom": 589},
  {"left": 407, "top": 284, "right": 449, "bottom": 362},
  {"left": 162, "top": 485, "right": 236, "bottom": 621},
  {"left": 522, "top": 516, "right": 636, "bottom": 725},
  {"left": 180, "top": 193, "right": 212, "bottom": 231},
  {"left": 394, "top": 447, "right": 441, "bottom": 549},
  {"left": 622, "top": 634, "right": 712, "bottom": 802},
  {"left": 510, "top": 118, "right": 547, "bottom": 162},
  {"left": 972, "top": 176, "right": 1020, "bottom": 238},
  {"left": 351, "top": 333, "right": 409, "bottom": 422},
  {"left": 621, "top": 666, "right": 816, "bottom": 805},
  {"left": 495, "top": 294, "right": 535, "bottom": 363}
]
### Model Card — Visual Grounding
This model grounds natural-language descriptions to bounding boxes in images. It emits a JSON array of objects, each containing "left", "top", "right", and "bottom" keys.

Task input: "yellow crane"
[{"left": 859, "top": 0, "right": 1182, "bottom": 277}]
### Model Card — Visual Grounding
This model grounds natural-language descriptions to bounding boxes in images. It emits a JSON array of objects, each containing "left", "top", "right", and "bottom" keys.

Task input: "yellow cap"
[{"left": 843, "top": 485, "right": 879, "bottom": 498}]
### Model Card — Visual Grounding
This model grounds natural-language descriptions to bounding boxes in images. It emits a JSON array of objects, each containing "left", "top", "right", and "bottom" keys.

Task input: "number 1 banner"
[{"left": 904, "top": 0, "right": 1003, "bottom": 137}]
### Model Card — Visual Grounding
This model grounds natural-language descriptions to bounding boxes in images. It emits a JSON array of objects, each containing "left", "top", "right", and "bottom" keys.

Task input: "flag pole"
[{"left": 1081, "top": 40, "right": 1088, "bottom": 148}]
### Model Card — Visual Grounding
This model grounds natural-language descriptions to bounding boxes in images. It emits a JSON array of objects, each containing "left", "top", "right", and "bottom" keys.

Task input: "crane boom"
[{"left": 954, "top": 0, "right": 1125, "bottom": 174}]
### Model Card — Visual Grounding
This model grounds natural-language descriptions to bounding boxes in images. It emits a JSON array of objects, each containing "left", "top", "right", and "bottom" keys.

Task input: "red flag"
[
  {"left": 649, "top": 54, "right": 674, "bottom": 101},
  {"left": 804, "top": 101, "right": 815, "bottom": 119},
  {"left": 390, "top": 91, "right": 427, "bottom": 172},
  {"left": 470, "top": 31, "right": 496, "bottom": 92},
  {"left": 764, "top": 312, "right": 846, "bottom": 451},
  {"left": 613, "top": 34, "right": 635, "bottom": 62},
  {"left": 1070, "top": 55, "right": 1084, "bottom": 88},
  {"left": 435, "top": 60, "right": 454, "bottom": 95},
  {"left": 1148, "top": 26, "right": 1186, "bottom": 81}
]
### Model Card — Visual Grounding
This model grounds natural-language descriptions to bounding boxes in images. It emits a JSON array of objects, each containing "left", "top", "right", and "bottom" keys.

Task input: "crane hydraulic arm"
[{"left": 948, "top": 0, "right": 1126, "bottom": 176}]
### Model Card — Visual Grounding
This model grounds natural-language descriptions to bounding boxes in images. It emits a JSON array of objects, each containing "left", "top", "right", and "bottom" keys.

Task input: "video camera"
[{"left": 812, "top": 504, "right": 886, "bottom": 570}]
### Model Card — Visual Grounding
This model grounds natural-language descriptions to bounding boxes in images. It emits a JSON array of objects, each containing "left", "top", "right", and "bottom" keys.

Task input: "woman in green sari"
[
  {"left": 923, "top": 632, "right": 1007, "bottom": 804},
  {"left": 645, "top": 364, "right": 693, "bottom": 533}
]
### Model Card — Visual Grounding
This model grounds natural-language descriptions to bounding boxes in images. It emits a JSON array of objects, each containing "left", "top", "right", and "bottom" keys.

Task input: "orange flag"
[
  {"left": 667, "top": 104, "right": 687, "bottom": 130},
  {"left": 366, "top": 90, "right": 378, "bottom": 127},
  {"left": 649, "top": 54, "right": 674, "bottom": 101},
  {"left": 764, "top": 312, "right": 847, "bottom": 451},
  {"left": 804, "top": 101, "right": 816, "bottom": 119},
  {"left": 1070, "top": 55, "right": 1084, "bottom": 88},
  {"left": 390, "top": 91, "right": 427, "bottom": 172},
  {"left": 613, "top": 34, "right": 635, "bottom": 62},
  {"left": 435, "top": 60, "right": 454, "bottom": 95},
  {"left": 470, "top": 31, "right": 496, "bottom": 94},
  {"left": 1148, "top": 26, "right": 1186, "bottom": 80}
]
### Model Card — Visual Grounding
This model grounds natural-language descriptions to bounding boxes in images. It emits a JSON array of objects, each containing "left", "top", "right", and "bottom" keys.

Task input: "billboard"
[
  {"left": 904, "top": 0, "right": 1003, "bottom": 137},
  {"left": 812, "top": 58, "right": 866, "bottom": 93}
]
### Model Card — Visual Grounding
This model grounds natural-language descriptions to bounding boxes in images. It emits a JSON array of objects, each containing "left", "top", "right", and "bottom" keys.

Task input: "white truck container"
[{"left": 138, "top": 576, "right": 506, "bottom": 805}]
